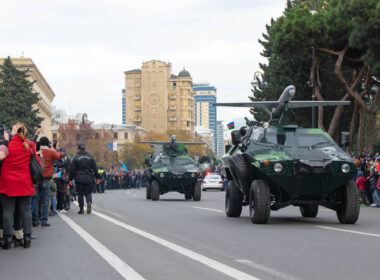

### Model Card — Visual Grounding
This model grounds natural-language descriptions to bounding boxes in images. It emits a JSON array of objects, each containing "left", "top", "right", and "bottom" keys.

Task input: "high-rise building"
[
  {"left": 193, "top": 83, "right": 217, "bottom": 152},
  {"left": 123, "top": 60, "right": 195, "bottom": 133},
  {"left": 216, "top": 121, "right": 225, "bottom": 158}
]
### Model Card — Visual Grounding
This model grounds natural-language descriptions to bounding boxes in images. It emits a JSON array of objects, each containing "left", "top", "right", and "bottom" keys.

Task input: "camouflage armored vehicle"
[
  {"left": 215, "top": 85, "right": 360, "bottom": 224},
  {"left": 141, "top": 136, "right": 204, "bottom": 201}
]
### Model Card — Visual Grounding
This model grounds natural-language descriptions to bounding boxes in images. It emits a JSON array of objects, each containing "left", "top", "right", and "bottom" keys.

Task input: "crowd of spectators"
[
  {"left": 94, "top": 168, "right": 146, "bottom": 192},
  {"left": 351, "top": 152, "right": 380, "bottom": 207}
]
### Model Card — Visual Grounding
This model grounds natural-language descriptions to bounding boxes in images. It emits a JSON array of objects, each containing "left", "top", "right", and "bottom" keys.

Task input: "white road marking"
[
  {"left": 193, "top": 206, "right": 224, "bottom": 213},
  {"left": 236, "top": 259, "right": 300, "bottom": 280},
  {"left": 58, "top": 213, "right": 145, "bottom": 280},
  {"left": 94, "top": 207, "right": 124, "bottom": 218},
  {"left": 314, "top": 226, "right": 380, "bottom": 238},
  {"left": 92, "top": 210, "right": 260, "bottom": 280}
]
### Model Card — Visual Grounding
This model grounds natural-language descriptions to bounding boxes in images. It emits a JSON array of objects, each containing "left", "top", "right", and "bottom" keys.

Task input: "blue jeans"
[
  {"left": 32, "top": 179, "right": 50, "bottom": 225},
  {"left": 51, "top": 193, "right": 57, "bottom": 213},
  {"left": 373, "top": 189, "right": 380, "bottom": 206}
]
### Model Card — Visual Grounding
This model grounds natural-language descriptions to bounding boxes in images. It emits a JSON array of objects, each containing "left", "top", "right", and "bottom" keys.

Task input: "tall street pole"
[{"left": 312, "top": 47, "right": 316, "bottom": 128}]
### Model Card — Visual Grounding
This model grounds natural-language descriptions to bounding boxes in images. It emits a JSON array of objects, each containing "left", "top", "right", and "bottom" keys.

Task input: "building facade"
[
  {"left": 216, "top": 121, "right": 225, "bottom": 158},
  {"left": 0, "top": 57, "right": 55, "bottom": 139},
  {"left": 193, "top": 83, "right": 217, "bottom": 152},
  {"left": 123, "top": 60, "right": 195, "bottom": 133}
]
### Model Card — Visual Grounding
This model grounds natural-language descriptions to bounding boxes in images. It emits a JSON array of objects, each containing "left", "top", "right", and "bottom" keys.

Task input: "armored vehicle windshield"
[{"left": 247, "top": 127, "right": 344, "bottom": 153}]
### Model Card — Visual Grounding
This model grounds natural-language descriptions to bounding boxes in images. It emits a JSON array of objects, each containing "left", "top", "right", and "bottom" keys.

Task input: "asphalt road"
[{"left": 1, "top": 188, "right": 379, "bottom": 280}]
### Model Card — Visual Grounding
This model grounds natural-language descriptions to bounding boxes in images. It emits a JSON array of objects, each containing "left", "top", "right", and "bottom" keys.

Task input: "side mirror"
[
  {"left": 231, "top": 130, "right": 242, "bottom": 146},
  {"left": 240, "top": 126, "right": 248, "bottom": 137},
  {"left": 340, "top": 131, "right": 350, "bottom": 147}
]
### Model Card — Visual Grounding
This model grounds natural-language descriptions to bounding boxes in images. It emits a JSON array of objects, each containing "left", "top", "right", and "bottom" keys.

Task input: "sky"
[{"left": 0, "top": 0, "right": 286, "bottom": 126}]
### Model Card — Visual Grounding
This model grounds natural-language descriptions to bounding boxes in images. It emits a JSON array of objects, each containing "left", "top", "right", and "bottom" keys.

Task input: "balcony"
[
  {"left": 169, "top": 106, "right": 176, "bottom": 110},
  {"left": 134, "top": 117, "right": 142, "bottom": 122},
  {"left": 168, "top": 116, "right": 177, "bottom": 122},
  {"left": 134, "top": 107, "right": 141, "bottom": 111},
  {"left": 169, "top": 94, "right": 176, "bottom": 100},
  {"left": 134, "top": 95, "right": 141, "bottom": 100}
]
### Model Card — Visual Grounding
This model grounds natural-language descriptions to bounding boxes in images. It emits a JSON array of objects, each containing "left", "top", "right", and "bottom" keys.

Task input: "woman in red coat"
[{"left": 0, "top": 123, "right": 41, "bottom": 249}]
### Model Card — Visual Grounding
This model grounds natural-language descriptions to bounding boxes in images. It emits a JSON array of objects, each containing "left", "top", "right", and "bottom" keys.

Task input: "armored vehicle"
[
  {"left": 214, "top": 85, "right": 360, "bottom": 224},
  {"left": 140, "top": 136, "right": 204, "bottom": 201}
]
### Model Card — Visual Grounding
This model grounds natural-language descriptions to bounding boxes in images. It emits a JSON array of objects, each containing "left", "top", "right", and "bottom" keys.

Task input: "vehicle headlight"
[
  {"left": 160, "top": 173, "right": 165, "bottom": 178},
  {"left": 191, "top": 173, "right": 195, "bottom": 177},
  {"left": 274, "top": 163, "right": 283, "bottom": 173},
  {"left": 341, "top": 163, "right": 350, "bottom": 173}
]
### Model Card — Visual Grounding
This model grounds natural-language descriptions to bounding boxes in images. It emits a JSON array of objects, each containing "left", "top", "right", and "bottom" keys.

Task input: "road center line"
[
  {"left": 58, "top": 213, "right": 145, "bottom": 280},
  {"left": 314, "top": 225, "right": 380, "bottom": 238},
  {"left": 193, "top": 206, "right": 224, "bottom": 213},
  {"left": 91, "top": 209, "right": 260, "bottom": 280}
]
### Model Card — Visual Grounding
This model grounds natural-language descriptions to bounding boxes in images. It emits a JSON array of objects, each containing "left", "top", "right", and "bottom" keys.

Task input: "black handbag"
[{"left": 28, "top": 141, "right": 43, "bottom": 184}]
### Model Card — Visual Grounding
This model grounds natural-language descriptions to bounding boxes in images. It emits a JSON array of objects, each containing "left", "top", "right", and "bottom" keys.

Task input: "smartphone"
[{"left": 0, "top": 125, "right": 5, "bottom": 140}]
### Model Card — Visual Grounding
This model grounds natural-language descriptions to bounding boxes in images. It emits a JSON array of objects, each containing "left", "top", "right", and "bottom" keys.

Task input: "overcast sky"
[{"left": 0, "top": 0, "right": 286, "bottom": 126}]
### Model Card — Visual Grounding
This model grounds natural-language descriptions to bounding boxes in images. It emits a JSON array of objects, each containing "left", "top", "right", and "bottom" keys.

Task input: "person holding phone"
[
  {"left": 0, "top": 123, "right": 42, "bottom": 249},
  {"left": 32, "top": 136, "right": 60, "bottom": 227}
]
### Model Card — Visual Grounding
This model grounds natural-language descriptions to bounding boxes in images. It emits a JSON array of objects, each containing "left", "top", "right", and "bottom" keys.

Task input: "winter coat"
[
  {"left": 356, "top": 176, "right": 367, "bottom": 191},
  {"left": 69, "top": 151, "right": 99, "bottom": 184},
  {"left": 0, "top": 135, "right": 42, "bottom": 197},
  {"left": 40, "top": 146, "right": 61, "bottom": 178}
]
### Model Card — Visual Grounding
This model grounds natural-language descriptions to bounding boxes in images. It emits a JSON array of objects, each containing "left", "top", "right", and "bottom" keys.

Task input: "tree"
[
  {"left": 253, "top": 0, "right": 380, "bottom": 152},
  {"left": 0, "top": 57, "right": 43, "bottom": 134}
]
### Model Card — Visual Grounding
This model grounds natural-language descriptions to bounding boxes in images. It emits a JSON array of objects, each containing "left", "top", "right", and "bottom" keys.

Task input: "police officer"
[{"left": 69, "top": 143, "right": 100, "bottom": 214}]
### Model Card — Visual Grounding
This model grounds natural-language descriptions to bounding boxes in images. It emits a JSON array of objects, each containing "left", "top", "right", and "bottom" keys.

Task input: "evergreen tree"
[{"left": 0, "top": 57, "right": 42, "bottom": 134}]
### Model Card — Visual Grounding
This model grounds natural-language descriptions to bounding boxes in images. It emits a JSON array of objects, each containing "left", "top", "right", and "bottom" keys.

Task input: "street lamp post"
[
  {"left": 311, "top": 47, "right": 317, "bottom": 128},
  {"left": 111, "top": 124, "right": 116, "bottom": 169}
]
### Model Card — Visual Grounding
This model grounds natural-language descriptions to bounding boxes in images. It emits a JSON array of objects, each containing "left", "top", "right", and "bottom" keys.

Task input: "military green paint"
[{"left": 254, "top": 152, "right": 291, "bottom": 161}]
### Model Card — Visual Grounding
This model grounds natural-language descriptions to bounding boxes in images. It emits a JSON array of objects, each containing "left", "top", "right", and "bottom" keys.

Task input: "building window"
[
  {"left": 76, "top": 134, "right": 80, "bottom": 141},
  {"left": 124, "top": 132, "right": 129, "bottom": 139},
  {"left": 135, "top": 82, "right": 140, "bottom": 87},
  {"left": 95, "top": 133, "right": 99, "bottom": 139},
  {"left": 182, "top": 99, "right": 189, "bottom": 106},
  {"left": 182, "top": 110, "right": 190, "bottom": 118},
  {"left": 114, "top": 132, "right": 118, "bottom": 139},
  {"left": 52, "top": 133, "right": 57, "bottom": 140}
]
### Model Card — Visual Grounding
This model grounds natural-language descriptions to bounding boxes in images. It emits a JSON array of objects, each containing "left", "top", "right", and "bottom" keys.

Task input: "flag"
[
  {"left": 121, "top": 162, "right": 128, "bottom": 171},
  {"left": 227, "top": 122, "right": 235, "bottom": 130},
  {"left": 107, "top": 142, "right": 113, "bottom": 151},
  {"left": 52, "top": 171, "right": 62, "bottom": 179}
]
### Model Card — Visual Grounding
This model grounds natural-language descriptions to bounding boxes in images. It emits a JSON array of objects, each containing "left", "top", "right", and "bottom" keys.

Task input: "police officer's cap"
[{"left": 78, "top": 143, "right": 86, "bottom": 151}]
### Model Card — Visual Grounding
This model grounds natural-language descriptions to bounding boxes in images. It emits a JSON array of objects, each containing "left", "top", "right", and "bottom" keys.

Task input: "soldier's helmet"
[{"left": 170, "top": 135, "right": 176, "bottom": 143}]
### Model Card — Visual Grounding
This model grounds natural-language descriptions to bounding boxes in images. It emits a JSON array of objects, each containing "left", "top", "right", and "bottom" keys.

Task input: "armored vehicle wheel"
[
  {"left": 193, "top": 181, "right": 201, "bottom": 201},
  {"left": 225, "top": 181, "right": 243, "bottom": 217},
  {"left": 336, "top": 180, "right": 360, "bottom": 224},
  {"left": 146, "top": 181, "right": 152, "bottom": 200},
  {"left": 151, "top": 180, "right": 160, "bottom": 201},
  {"left": 249, "top": 180, "right": 271, "bottom": 224},
  {"left": 299, "top": 204, "right": 319, "bottom": 218}
]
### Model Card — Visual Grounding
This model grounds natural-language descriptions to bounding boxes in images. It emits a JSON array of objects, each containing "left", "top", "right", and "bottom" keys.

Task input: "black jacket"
[{"left": 69, "top": 151, "right": 99, "bottom": 184}]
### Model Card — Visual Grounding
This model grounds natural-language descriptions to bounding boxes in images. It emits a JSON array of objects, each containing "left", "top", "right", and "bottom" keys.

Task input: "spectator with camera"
[{"left": 32, "top": 136, "right": 61, "bottom": 227}]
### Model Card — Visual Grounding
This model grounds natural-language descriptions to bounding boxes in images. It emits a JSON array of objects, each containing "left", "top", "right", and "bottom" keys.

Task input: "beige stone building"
[
  {"left": 0, "top": 57, "right": 55, "bottom": 139},
  {"left": 123, "top": 60, "right": 195, "bottom": 133}
]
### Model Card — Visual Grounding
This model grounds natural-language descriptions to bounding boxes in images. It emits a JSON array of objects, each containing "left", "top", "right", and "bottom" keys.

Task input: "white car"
[{"left": 201, "top": 174, "right": 224, "bottom": 191}]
